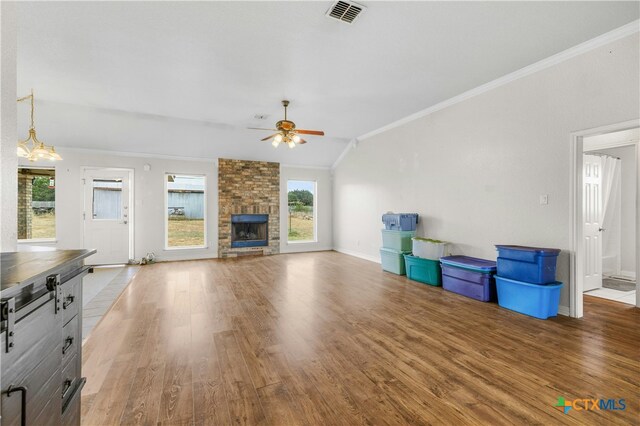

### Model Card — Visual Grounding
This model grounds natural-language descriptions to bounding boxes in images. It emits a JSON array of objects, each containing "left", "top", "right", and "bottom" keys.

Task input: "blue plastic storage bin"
[
  {"left": 495, "top": 275, "right": 563, "bottom": 319},
  {"left": 381, "top": 230, "right": 415, "bottom": 252},
  {"left": 440, "top": 256, "right": 497, "bottom": 302},
  {"left": 404, "top": 255, "right": 442, "bottom": 286},
  {"left": 382, "top": 213, "right": 419, "bottom": 231},
  {"left": 495, "top": 245, "right": 561, "bottom": 284},
  {"left": 380, "top": 248, "right": 410, "bottom": 275}
]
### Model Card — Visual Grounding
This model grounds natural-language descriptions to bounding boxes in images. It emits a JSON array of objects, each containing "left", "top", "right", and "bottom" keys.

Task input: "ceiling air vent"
[{"left": 326, "top": 1, "right": 365, "bottom": 24}]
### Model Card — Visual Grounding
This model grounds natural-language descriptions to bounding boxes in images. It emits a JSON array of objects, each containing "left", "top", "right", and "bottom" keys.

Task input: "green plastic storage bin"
[
  {"left": 404, "top": 254, "right": 442, "bottom": 286},
  {"left": 381, "top": 229, "right": 415, "bottom": 252},
  {"left": 380, "top": 248, "right": 410, "bottom": 275}
]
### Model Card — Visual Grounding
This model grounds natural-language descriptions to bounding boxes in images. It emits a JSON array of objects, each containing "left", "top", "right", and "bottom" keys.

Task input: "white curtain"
[{"left": 600, "top": 156, "right": 622, "bottom": 276}]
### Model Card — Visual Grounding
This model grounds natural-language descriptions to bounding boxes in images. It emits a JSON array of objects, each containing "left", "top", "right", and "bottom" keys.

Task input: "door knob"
[{"left": 598, "top": 227, "right": 605, "bottom": 232}]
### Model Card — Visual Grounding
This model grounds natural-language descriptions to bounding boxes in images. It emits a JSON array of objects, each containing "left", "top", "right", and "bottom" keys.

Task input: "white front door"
[
  {"left": 83, "top": 169, "right": 132, "bottom": 265},
  {"left": 583, "top": 155, "right": 603, "bottom": 292}
]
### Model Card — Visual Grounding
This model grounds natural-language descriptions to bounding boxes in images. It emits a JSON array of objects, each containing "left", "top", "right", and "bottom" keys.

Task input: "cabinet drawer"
[
  {"left": 61, "top": 353, "right": 80, "bottom": 408},
  {"left": 60, "top": 276, "right": 81, "bottom": 325},
  {"left": 62, "top": 377, "right": 85, "bottom": 426},
  {"left": 62, "top": 314, "right": 80, "bottom": 366}
]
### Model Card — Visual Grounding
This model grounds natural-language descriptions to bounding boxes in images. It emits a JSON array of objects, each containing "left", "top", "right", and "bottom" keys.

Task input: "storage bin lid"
[
  {"left": 380, "top": 247, "right": 411, "bottom": 255},
  {"left": 440, "top": 255, "right": 497, "bottom": 272},
  {"left": 382, "top": 213, "right": 419, "bottom": 220},
  {"left": 495, "top": 275, "right": 563, "bottom": 288},
  {"left": 381, "top": 229, "right": 416, "bottom": 236},
  {"left": 495, "top": 245, "right": 561, "bottom": 256},
  {"left": 403, "top": 254, "right": 440, "bottom": 264}
]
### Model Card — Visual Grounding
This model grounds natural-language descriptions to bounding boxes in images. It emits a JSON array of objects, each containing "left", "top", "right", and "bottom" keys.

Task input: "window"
[
  {"left": 92, "top": 179, "right": 122, "bottom": 220},
  {"left": 18, "top": 167, "right": 56, "bottom": 241},
  {"left": 166, "top": 174, "right": 206, "bottom": 249},
  {"left": 287, "top": 180, "right": 316, "bottom": 242}
]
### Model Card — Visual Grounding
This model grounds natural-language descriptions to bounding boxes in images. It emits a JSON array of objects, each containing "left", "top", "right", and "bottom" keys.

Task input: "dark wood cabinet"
[{"left": 1, "top": 250, "right": 94, "bottom": 426}]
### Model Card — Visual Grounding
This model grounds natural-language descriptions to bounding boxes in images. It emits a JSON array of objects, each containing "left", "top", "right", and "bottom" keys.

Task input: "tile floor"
[
  {"left": 584, "top": 287, "right": 636, "bottom": 305},
  {"left": 82, "top": 265, "right": 140, "bottom": 341}
]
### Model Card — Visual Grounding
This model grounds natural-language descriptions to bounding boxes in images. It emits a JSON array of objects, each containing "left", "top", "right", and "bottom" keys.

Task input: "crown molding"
[
  {"left": 331, "top": 20, "right": 640, "bottom": 171},
  {"left": 57, "top": 146, "right": 217, "bottom": 163},
  {"left": 280, "top": 163, "right": 332, "bottom": 170},
  {"left": 331, "top": 138, "right": 357, "bottom": 170}
]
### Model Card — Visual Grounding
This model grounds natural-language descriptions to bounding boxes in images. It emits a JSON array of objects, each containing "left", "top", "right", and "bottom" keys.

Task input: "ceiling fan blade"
[
  {"left": 261, "top": 133, "right": 279, "bottom": 141},
  {"left": 296, "top": 129, "right": 325, "bottom": 136},
  {"left": 297, "top": 138, "right": 307, "bottom": 144},
  {"left": 248, "top": 127, "right": 277, "bottom": 131}
]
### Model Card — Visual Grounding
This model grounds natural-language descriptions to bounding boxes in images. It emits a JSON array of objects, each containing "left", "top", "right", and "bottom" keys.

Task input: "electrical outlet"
[{"left": 540, "top": 194, "right": 549, "bottom": 205}]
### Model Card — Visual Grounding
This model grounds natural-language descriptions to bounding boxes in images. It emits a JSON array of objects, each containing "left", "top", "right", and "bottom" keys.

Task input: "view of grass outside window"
[
  {"left": 288, "top": 180, "right": 315, "bottom": 242},
  {"left": 166, "top": 174, "right": 206, "bottom": 248},
  {"left": 18, "top": 168, "right": 56, "bottom": 240}
]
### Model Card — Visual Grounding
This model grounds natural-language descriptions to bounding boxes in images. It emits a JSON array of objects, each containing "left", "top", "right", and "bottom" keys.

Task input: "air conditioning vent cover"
[{"left": 326, "top": 1, "right": 366, "bottom": 24}]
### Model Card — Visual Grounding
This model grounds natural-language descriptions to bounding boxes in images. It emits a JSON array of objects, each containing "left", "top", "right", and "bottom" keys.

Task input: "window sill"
[
  {"left": 164, "top": 245, "right": 209, "bottom": 251},
  {"left": 287, "top": 240, "right": 318, "bottom": 244},
  {"left": 18, "top": 238, "right": 57, "bottom": 244}
]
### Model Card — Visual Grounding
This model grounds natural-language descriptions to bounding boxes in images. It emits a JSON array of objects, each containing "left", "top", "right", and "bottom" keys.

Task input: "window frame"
[
  {"left": 17, "top": 166, "right": 57, "bottom": 243},
  {"left": 90, "top": 178, "right": 124, "bottom": 221},
  {"left": 286, "top": 179, "right": 318, "bottom": 244},
  {"left": 164, "top": 172, "right": 208, "bottom": 250}
]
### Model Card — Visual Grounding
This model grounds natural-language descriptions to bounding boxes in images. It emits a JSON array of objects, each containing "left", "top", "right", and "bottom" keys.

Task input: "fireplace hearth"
[{"left": 231, "top": 214, "right": 268, "bottom": 248}]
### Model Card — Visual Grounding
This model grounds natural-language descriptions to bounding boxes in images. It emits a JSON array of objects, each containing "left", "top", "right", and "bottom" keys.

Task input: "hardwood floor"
[{"left": 81, "top": 251, "right": 639, "bottom": 425}]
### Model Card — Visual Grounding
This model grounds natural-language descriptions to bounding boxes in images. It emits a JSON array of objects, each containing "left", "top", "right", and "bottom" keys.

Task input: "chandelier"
[{"left": 17, "top": 89, "right": 62, "bottom": 162}]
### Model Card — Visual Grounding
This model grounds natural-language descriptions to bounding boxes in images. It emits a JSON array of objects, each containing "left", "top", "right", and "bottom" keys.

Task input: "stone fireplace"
[{"left": 218, "top": 159, "right": 279, "bottom": 257}]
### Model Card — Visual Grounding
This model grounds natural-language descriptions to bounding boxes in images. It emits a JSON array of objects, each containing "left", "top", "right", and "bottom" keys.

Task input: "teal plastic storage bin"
[
  {"left": 404, "top": 254, "right": 442, "bottom": 286},
  {"left": 495, "top": 275, "right": 563, "bottom": 319},
  {"left": 381, "top": 229, "right": 415, "bottom": 252},
  {"left": 380, "top": 248, "right": 410, "bottom": 275}
]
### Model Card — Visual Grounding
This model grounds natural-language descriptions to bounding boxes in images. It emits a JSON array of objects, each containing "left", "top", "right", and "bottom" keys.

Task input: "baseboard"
[
  {"left": 280, "top": 245, "right": 334, "bottom": 254},
  {"left": 557, "top": 305, "right": 570, "bottom": 317},
  {"left": 334, "top": 247, "right": 381, "bottom": 264},
  {"left": 619, "top": 270, "right": 636, "bottom": 280}
]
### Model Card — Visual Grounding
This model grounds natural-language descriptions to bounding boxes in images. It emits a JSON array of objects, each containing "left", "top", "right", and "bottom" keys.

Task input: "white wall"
[
  {"left": 598, "top": 144, "right": 637, "bottom": 276},
  {"left": 333, "top": 34, "right": 640, "bottom": 310},
  {"left": 20, "top": 149, "right": 218, "bottom": 262},
  {"left": 1, "top": 2, "right": 17, "bottom": 252},
  {"left": 280, "top": 166, "right": 333, "bottom": 253}
]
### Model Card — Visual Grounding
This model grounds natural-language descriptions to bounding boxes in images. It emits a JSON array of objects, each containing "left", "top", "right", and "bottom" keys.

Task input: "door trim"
[
  {"left": 570, "top": 119, "right": 639, "bottom": 318},
  {"left": 81, "top": 167, "right": 135, "bottom": 263}
]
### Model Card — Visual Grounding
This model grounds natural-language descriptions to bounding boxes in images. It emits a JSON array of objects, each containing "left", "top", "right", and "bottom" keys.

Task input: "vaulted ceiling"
[{"left": 17, "top": 1, "right": 639, "bottom": 167}]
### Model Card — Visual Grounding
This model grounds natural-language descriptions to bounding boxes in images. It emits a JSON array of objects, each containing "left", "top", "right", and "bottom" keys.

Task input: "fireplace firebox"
[{"left": 231, "top": 214, "right": 268, "bottom": 248}]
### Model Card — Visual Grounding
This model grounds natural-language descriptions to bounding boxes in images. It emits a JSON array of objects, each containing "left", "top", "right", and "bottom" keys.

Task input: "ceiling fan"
[{"left": 249, "top": 100, "right": 325, "bottom": 148}]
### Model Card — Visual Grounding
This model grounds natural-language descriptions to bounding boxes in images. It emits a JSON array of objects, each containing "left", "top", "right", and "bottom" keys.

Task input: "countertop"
[{"left": 1, "top": 249, "right": 96, "bottom": 295}]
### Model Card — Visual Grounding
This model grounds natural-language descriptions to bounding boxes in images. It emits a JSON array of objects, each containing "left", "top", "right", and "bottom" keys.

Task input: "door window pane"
[
  {"left": 92, "top": 179, "right": 122, "bottom": 220},
  {"left": 167, "top": 174, "right": 206, "bottom": 248},
  {"left": 287, "top": 180, "right": 315, "bottom": 242}
]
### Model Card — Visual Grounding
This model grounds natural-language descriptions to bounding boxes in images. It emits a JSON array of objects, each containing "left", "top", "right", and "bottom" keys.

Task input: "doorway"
[
  {"left": 571, "top": 121, "right": 639, "bottom": 317},
  {"left": 83, "top": 167, "right": 134, "bottom": 265}
]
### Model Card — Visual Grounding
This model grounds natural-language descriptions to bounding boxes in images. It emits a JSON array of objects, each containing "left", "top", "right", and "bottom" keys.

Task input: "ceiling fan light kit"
[{"left": 249, "top": 100, "right": 325, "bottom": 149}]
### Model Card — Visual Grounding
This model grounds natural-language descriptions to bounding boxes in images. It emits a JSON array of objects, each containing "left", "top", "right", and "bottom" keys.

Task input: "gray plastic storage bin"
[{"left": 382, "top": 213, "right": 419, "bottom": 231}]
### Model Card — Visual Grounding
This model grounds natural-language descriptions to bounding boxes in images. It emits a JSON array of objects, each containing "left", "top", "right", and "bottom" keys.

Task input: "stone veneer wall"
[
  {"left": 218, "top": 158, "right": 280, "bottom": 257},
  {"left": 17, "top": 174, "right": 32, "bottom": 239}
]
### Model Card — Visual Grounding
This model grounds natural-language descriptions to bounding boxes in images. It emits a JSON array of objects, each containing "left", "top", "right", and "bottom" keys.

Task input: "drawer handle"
[
  {"left": 63, "top": 295, "right": 75, "bottom": 309},
  {"left": 62, "top": 337, "right": 74, "bottom": 355},
  {"left": 4, "top": 385, "right": 27, "bottom": 426},
  {"left": 62, "top": 379, "right": 73, "bottom": 400}
]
